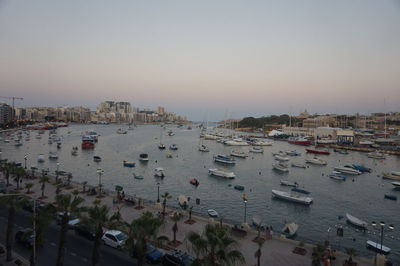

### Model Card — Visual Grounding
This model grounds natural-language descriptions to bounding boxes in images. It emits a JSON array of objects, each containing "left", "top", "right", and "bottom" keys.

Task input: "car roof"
[{"left": 104, "top": 230, "right": 124, "bottom": 236}]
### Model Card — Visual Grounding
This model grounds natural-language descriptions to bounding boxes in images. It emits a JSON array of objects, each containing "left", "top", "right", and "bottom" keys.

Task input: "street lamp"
[
  {"left": 24, "top": 154, "right": 28, "bottom": 169},
  {"left": 157, "top": 182, "right": 160, "bottom": 203},
  {"left": 97, "top": 168, "right": 104, "bottom": 194},
  {"left": 371, "top": 221, "right": 394, "bottom": 257},
  {"left": 242, "top": 193, "right": 248, "bottom": 224}
]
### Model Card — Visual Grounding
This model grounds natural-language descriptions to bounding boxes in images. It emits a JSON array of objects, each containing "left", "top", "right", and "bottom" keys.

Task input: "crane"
[{"left": 0, "top": 96, "right": 24, "bottom": 121}]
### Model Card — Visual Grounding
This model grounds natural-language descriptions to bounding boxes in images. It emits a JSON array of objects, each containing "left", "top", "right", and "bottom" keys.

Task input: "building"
[{"left": 0, "top": 103, "right": 14, "bottom": 125}]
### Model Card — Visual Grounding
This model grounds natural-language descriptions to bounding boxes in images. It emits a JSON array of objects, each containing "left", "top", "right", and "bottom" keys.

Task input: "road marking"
[{"left": 50, "top": 242, "right": 56, "bottom": 246}]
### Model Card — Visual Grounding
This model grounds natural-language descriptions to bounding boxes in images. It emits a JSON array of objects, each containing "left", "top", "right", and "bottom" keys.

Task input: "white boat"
[
  {"left": 391, "top": 181, "right": 400, "bottom": 188},
  {"left": 305, "top": 157, "right": 327, "bottom": 165},
  {"left": 329, "top": 172, "right": 346, "bottom": 181},
  {"left": 230, "top": 150, "right": 248, "bottom": 158},
  {"left": 334, "top": 166, "right": 361, "bottom": 175},
  {"left": 207, "top": 209, "right": 218, "bottom": 217},
  {"left": 366, "top": 240, "right": 391, "bottom": 254},
  {"left": 14, "top": 139, "right": 23, "bottom": 146},
  {"left": 281, "top": 222, "right": 299, "bottom": 238},
  {"left": 37, "top": 154, "right": 45, "bottom": 163},
  {"left": 391, "top": 171, "right": 400, "bottom": 177},
  {"left": 139, "top": 153, "right": 149, "bottom": 162},
  {"left": 224, "top": 139, "right": 249, "bottom": 146},
  {"left": 291, "top": 162, "right": 306, "bottom": 168},
  {"left": 208, "top": 168, "right": 235, "bottom": 179},
  {"left": 271, "top": 190, "right": 313, "bottom": 205},
  {"left": 35, "top": 134, "right": 41, "bottom": 139},
  {"left": 252, "top": 140, "right": 273, "bottom": 146},
  {"left": 117, "top": 128, "right": 127, "bottom": 134},
  {"left": 273, "top": 163, "right": 289, "bottom": 172},
  {"left": 204, "top": 134, "right": 218, "bottom": 140},
  {"left": 48, "top": 152, "right": 58, "bottom": 160},
  {"left": 274, "top": 155, "right": 290, "bottom": 161},
  {"left": 154, "top": 167, "right": 165, "bottom": 178},
  {"left": 71, "top": 150, "right": 78, "bottom": 156},
  {"left": 249, "top": 146, "right": 264, "bottom": 153},
  {"left": 213, "top": 154, "right": 236, "bottom": 164},
  {"left": 3, "top": 138, "right": 10, "bottom": 143},
  {"left": 178, "top": 195, "right": 189, "bottom": 209},
  {"left": 382, "top": 172, "right": 400, "bottom": 181},
  {"left": 367, "top": 151, "right": 385, "bottom": 159},
  {"left": 280, "top": 180, "right": 298, "bottom": 187},
  {"left": 346, "top": 213, "right": 367, "bottom": 229}
]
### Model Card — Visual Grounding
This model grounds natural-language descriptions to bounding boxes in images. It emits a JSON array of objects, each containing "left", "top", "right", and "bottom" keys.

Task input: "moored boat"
[
  {"left": 123, "top": 161, "right": 135, "bottom": 167},
  {"left": 366, "top": 240, "right": 391, "bottom": 254},
  {"left": 249, "top": 146, "right": 264, "bottom": 153},
  {"left": 93, "top": 156, "right": 101, "bottom": 162},
  {"left": 234, "top": 185, "right": 245, "bottom": 191},
  {"left": 291, "top": 187, "right": 310, "bottom": 195},
  {"left": 305, "top": 157, "right": 327, "bottom": 165},
  {"left": 213, "top": 154, "right": 236, "bottom": 164},
  {"left": 198, "top": 144, "right": 210, "bottom": 152},
  {"left": 306, "top": 149, "right": 330, "bottom": 155},
  {"left": 281, "top": 222, "right": 299, "bottom": 238},
  {"left": 48, "top": 152, "right": 58, "bottom": 160},
  {"left": 274, "top": 154, "right": 290, "bottom": 161},
  {"left": 139, "top": 153, "right": 149, "bottom": 162},
  {"left": 230, "top": 150, "right": 248, "bottom": 158},
  {"left": 154, "top": 167, "right": 165, "bottom": 178},
  {"left": 271, "top": 190, "right": 313, "bottom": 205},
  {"left": 391, "top": 181, "right": 400, "bottom": 189},
  {"left": 280, "top": 180, "right": 298, "bottom": 187},
  {"left": 384, "top": 194, "right": 397, "bottom": 200},
  {"left": 352, "top": 164, "right": 371, "bottom": 173},
  {"left": 169, "top": 144, "right": 178, "bottom": 150},
  {"left": 252, "top": 140, "right": 273, "bottom": 146},
  {"left": 190, "top": 178, "right": 199, "bottom": 186},
  {"left": 273, "top": 163, "right": 289, "bottom": 173},
  {"left": 367, "top": 151, "right": 385, "bottom": 159},
  {"left": 224, "top": 139, "right": 249, "bottom": 146},
  {"left": 117, "top": 128, "right": 127, "bottom": 134},
  {"left": 382, "top": 172, "right": 400, "bottom": 181},
  {"left": 334, "top": 166, "right": 361, "bottom": 175},
  {"left": 158, "top": 143, "right": 166, "bottom": 150},
  {"left": 178, "top": 195, "right": 189, "bottom": 209},
  {"left": 288, "top": 136, "right": 311, "bottom": 146},
  {"left": 291, "top": 162, "right": 306, "bottom": 168},
  {"left": 37, "top": 154, "right": 45, "bottom": 163},
  {"left": 208, "top": 168, "right": 235, "bottom": 179},
  {"left": 286, "top": 151, "right": 301, "bottom": 156},
  {"left": 133, "top": 173, "right": 144, "bottom": 179},
  {"left": 346, "top": 213, "right": 367, "bottom": 229},
  {"left": 207, "top": 209, "right": 218, "bottom": 217},
  {"left": 329, "top": 172, "right": 346, "bottom": 181}
]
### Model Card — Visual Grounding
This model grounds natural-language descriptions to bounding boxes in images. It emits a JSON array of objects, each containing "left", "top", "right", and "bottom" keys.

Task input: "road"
[{"left": 0, "top": 207, "right": 138, "bottom": 266}]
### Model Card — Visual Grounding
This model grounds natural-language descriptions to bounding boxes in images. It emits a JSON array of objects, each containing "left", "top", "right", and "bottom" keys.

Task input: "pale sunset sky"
[{"left": 0, "top": 0, "right": 399, "bottom": 120}]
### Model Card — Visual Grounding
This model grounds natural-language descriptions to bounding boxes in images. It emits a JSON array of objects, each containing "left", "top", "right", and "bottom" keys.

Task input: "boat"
[
  {"left": 139, "top": 153, "right": 149, "bottom": 162},
  {"left": 14, "top": 139, "right": 22, "bottom": 146},
  {"left": 57, "top": 142, "right": 62, "bottom": 149},
  {"left": 3, "top": 138, "right": 10, "bottom": 143},
  {"left": 249, "top": 146, "right": 264, "bottom": 153},
  {"left": 280, "top": 180, "right": 298, "bottom": 187},
  {"left": 123, "top": 161, "right": 135, "bottom": 167},
  {"left": 291, "top": 188, "right": 310, "bottom": 195},
  {"left": 285, "top": 151, "right": 301, "bottom": 156},
  {"left": 35, "top": 134, "right": 41, "bottom": 139},
  {"left": 71, "top": 150, "right": 78, "bottom": 156},
  {"left": 224, "top": 139, "right": 249, "bottom": 146},
  {"left": 287, "top": 136, "right": 311, "bottom": 146},
  {"left": 178, "top": 195, "right": 189, "bottom": 209},
  {"left": 367, "top": 152, "right": 385, "bottom": 159},
  {"left": 346, "top": 213, "right": 367, "bottom": 229},
  {"left": 230, "top": 150, "right": 248, "bottom": 158},
  {"left": 93, "top": 156, "right": 101, "bottom": 162},
  {"left": 133, "top": 173, "right": 144, "bottom": 179},
  {"left": 37, "top": 154, "right": 45, "bottom": 163},
  {"left": 166, "top": 152, "right": 173, "bottom": 158},
  {"left": 169, "top": 144, "right": 178, "bottom": 150},
  {"left": 85, "top": 131, "right": 99, "bottom": 142},
  {"left": 271, "top": 190, "right": 313, "bottom": 205},
  {"left": 382, "top": 172, "right": 400, "bottom": 181},
  {"left": 274, "top": 155, "right": 290, "bottom": 161},
  {"left": 165, "top": 130, "right": 174, "bottom": 136},
  {"left": 305, "top": 157, "right": 327, "bottom": 165},
  {"left": 154, "top": 167, "right": 165, "bottom": 178},
  {"left": 334, "top": 149, "right": 349, "bottom": 155},
  {"left": 329, "top": 172, "right": 346, "bottom": 181},
  {"left": 158, "top": 143, "right": 166, "bottom": 150},
  {"left": 198, "top": 144, "right": 210, "bottom": 152},
  {"left": 391, "top": 181, "right": 400, "bottom": 189},
  {"left": 281, "top": 222, "right": 299, "bottom": 238},
  {"left": 273, "top": 163, "right": 289, "bottom": 172},
  {"left": 81, "top": 136, "right": 95, "bottom": 149},
  {"left": 384, "top": 194, "right": 397, "bottom": 200},
  {"left": 334, "top": 166, "right": 361, "bottom": 175},
  {"left": 252, "top": 140, "right": 273, "bottom": 146},
  {"left": 391, "top": 171, "right": 400, "bottom": 177},
  {"left": 190, "top": 178, "right": 199, "bottom": 186},
  {"left": 306, "top": 149, "right": 330, "bottom": 155},
  {"left": 213, "top": 154, "right": 236, "bottom": 164},
  {"left": 207, "top": 209, "right": 218, "bottom": 217},
  {"left": 234, "top": 185, "right": 245, "bottom": 191},
  {"left": 352, "top": 164, "right": 371, "bottom": 173},
  {"left": 366, "top": 240, "right": 391, "bottom": 254},
  {"left": 208, "top": 168, "right": 235, "bottom": 179},
  {"left": 291, "top": 162, "right": 306, "bottom": 168},
  {"left": 48, "top": 140, "right": 53, "bottom": 144},
  {"left": 48, "top": 152, "right": 58, "bottom": 160},
  {"left": 117, "top": 128, "right": 127, "bottom": 134}
]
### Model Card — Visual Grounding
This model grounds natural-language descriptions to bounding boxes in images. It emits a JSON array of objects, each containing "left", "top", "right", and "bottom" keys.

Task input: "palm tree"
[
  {"left": 65, "top": 173, "right": 73, "bottom": 188},
  {"left": 54, "top": 193, "right": 86, "bottom": 266},
  {"left": 124, "top": 211, "right": 165, "bottom": 266},
  {"left": 161, "top": 192, "right": 172, "bottom": 215},
  {"left": 171, "top": 212, "right": 183, "bottom": 244},
  {"left": 13, "top": 166, "right": 26, "bottom": 190},
  {"left": 39, "top": 175, "right": 50, "bottom": 199},
  {"left": 25, "top": 183, "right": 33, "bottom": 194},
  {"left": 187, "top": 223, "right": 245, "bottom": 266},
  {"left": 0, "top": 195, "right": 28, "bottom": 262},
  {"left": 254, "top": 237, "right": 265, "bottom": 266},
  {"left": 81, "top": 181, "right": 88, "bottom": 193},
  {"left": 345, "top": 248, "right": 357, "bottom": 263},
  {"left": 1, "top": 162, "right": 13, "bottom": 186}
]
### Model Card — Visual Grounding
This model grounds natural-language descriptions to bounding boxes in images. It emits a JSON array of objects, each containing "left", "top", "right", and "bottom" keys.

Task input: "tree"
[
  {"left": 39, "top": 175, "right": 50, "bottom": 199},
  {"left": 0, "top": 195, "right": 28, "bottom": 261},
  {"left": 13, "top": 166, "right": 26, "bottom": 190},
  {"left": 171, "top": 212, "right": 183, "bottom": 244},
  {"left": 161, "top": 192, "right": 172, "bottom": 215},
  {"left": 1, "top": 161, "right": 13, "bottom": 186},
  {"left": 65, "top": 173, "right": 73, "bottom": 188},
  {"left": 25, "top": 183, "right": 33, "bottom": 194},
  {"left": 54, "top": 193, "right": 86, "bottom": 266},
  {"left": 187, "top": 223, "right": 245, "bottom": 266},
  {"left": 124, "top": 211, "right": 165, "bottom": 266},
  {"left": 312, "top": 244, "right": 325, "bottom": 266}
]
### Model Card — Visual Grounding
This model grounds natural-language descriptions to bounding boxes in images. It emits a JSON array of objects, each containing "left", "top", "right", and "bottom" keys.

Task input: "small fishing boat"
[
  {"left": 57, "top": 142, "right": 62, "bottom": 149},
  {"left": 346, "top": 213, "right": 367, "bottom": 229},
  {"left": 169, "top": 144, "right": 178, "bottom": 150},
  {"left": 230, "top": 150, "right": 248, "bottom": 158},
  {"left": 71, "top": 150, "right": 78, "bottom": 156},
  {"left": 133, "top": 173, "right": 144, "bottom": 179},
  {"left": 274, "top": 155, "right": 290, "bottom": 161},
  {"left": 166, "top": 152, "right": 173, "bottom": 158},
  {"left": 213, "top": 154, "right": 236, "bottom": 164},
  {"left": 139, "top": 153, "right": 149, "bottom": 162},
  {"left": 48, "top": 152, "right": 58, "bottom": 160},
  {"left": 93, "top": 156, "right": 101, "bottom": 162},
  {"left": 305, "top": 157, "right": 327, "bottom": 165},
  {"left": 352, "top": 164, "right": 371, "bottom": 173},
  {"left": 37, "top": 154, "right": 45, "bottom": 163},
  {"left": 382, "top": 172, "right": 400, "bottom": 181},
  {"left": 198, "top": 144, "right": 210, "bottom": 152},
  {"left": 280, "top": 180, "right": 298, "bottom": 187},
  {"left": 207, "top": 209, "right": 218, "bottom": 217},
  {"left": 249, "top": 146, "right": 264, "bottom": 153},
  {"left": 208, "top": 168, "right": 235, "bottom": 179},
  {"left": 158, "top": 143, "right": 166, "bottom": 150},
  {"left": 334, "top": 166, "right": 361, "bottom": 175},
  {"left": 366, "top": 240, "right": 391, "bottom": 254},
  {"left": 367, "top": 151, "right": 385, "bottom": 159},
  {"left": 178, "top": 195, "right": 189, "bottom": 209},
  {"left": 117, "top": 128, "right": 127, "bottom": 134},
  {"left": 291, "top": 162, "right": 306, "bottom": 168},
  {"left": 154, "top": 167, "right": 165, "bottom": 178},
  {"left": 384, "top": 194, "right": 397, "bottom": 200},
  {"left": 391, "top": 181, "right": 400, "bottom": 189},
  {"left": 306, "top": 149, "right": 330, "bottom": 155},
  {"left": 391, "top": 171, "right": 400, "bottom": 177},
  {"left": 234, "top": 185, "right": 245, "bottom": 191},
  {"left": 329, "top": 172, "right": 346, "bottom": 181},
  {"left": 286, "top": 151, "right": 301, "bottom": 156},
  {"left": 281, "top": 222, "right": 299, "bottom": 238},
  {"left": 291, "top": 187, "right": 310, "bottom": 195},
  {"left": 14, "top": 139, "right": 23, "bottom": 146},
  {"left": 271, "top": 190, "right": 313, "bottom": 205},
  {"left": 252, "top": 140, "right": 273, "bottom": 146},
  {"left": 288, "top": 136, "right": 311, "bottom": 146},
  {"left": 273, "top": 163, "right": 289, "bottom": 173},
  {"left": 190, "top": 178, "right": 199, "bottom": 186},
  {"left": 123, "top": 161, "right": 135, "bottom": 167}
]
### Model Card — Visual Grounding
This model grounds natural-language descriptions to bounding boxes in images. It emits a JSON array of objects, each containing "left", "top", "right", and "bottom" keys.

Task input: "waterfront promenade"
[{"left": 0, "top": 173, "right": 376, "bottom": 266}]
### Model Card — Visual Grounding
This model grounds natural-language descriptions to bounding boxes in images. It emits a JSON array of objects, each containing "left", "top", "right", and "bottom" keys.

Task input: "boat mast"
[{"left": 384, "top": 98, "right": 387, "bottom": 138}]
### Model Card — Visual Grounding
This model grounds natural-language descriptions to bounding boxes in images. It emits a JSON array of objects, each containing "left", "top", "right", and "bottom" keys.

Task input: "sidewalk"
[{"left": 2, "top": 173, "right": 375, "bottom": 266}]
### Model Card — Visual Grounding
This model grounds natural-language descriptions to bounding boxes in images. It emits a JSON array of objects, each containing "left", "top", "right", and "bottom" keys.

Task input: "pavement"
[{"left": 0, "top": 172, "right": 376, "bottom": 266}]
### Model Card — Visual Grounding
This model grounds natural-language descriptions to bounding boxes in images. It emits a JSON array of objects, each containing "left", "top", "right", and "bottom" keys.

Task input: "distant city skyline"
[{"left": 1, "top": 0, "right": 399, "bottom": 121}]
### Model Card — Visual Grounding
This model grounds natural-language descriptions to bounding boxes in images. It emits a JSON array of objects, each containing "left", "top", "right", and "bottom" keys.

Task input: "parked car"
[
  {"left": 162, "top": 250, "right": 194, "bottom": 266},
  {"left": 132, "top": 243, "right": 164, "bottom": 264},
  {"left": 55, "top": 212, "right": 80, "bottom": 228},
  {"left": 74, "top": 223, "right": 96, "bottom": 240},
  {"left": 101, "top": 230, "right": 127, "bottom": 249},
  {"left": 15, "top": 228, "right": 34, "bottom": 248}
]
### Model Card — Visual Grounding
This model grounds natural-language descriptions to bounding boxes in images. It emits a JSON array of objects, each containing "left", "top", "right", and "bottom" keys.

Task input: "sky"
[{"left": 0, "top": 0, "right": 399, "bottom": 121}]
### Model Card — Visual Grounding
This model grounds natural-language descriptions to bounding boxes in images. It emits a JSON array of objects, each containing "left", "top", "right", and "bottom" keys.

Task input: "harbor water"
[{"left": 1, "top": 124, "right": 400, "bottom": 263}]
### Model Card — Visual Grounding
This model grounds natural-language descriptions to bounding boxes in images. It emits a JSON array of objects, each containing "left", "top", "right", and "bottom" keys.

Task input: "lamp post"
[
  {"left": 157, "top": 182, "right": 160, "bottom": 203},
  {"left": 371, "top": 221, "right": 394, "bottom": 261},
  {"left": 56, "top": 162, "right": 60, "bottom": 182},
  {"left": 24, "top": 154, "right": 27, "bottom": 169},
  {"left": 242, "top": 193, "right": 248, "bottom": 224},
  {"left": 97, "top": 168, "right": 104, "bottom": 194}
]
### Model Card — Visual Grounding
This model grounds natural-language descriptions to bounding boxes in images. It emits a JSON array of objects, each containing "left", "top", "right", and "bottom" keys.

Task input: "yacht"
[
  {"left": 274, "top": 154, "right": 290, "bottom": 161},
  {"left": 273, "top": 163, "right": 289, "bottom": 172},
  {"left": 230, "top": 150, "right": 248, "bottom": 158},
  {"left": 208, "top": 168, "right": 235, "bottom": 179},
  {"left": 37, "top": 154, "right": 45, "bottom": 163},
  {"left": 117, "top": 128, "right": 127, "bottom": 134},
  {"left": 334, "top": 166, "right": 361, "bottom": 175},
  {"left": 367, "top": 151, "right": 385, "bottom": 159},
  {"left": 271, "top": 190, "right": 313, "bottom": 205},
  {"left": 249, "top": 146, "right": 264, "bottom": 153},
  {"left": 224, "top": 139, "right": 249, "bottom": 146},
  {"left": 48, "top": 152, "right": 58, "bottom": 160},
  {"left": 139, "top": 153, "right": 149, "bottom": 162},
  {"left": 213, "top": 154, "right": 236, "bottom": 164}
]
